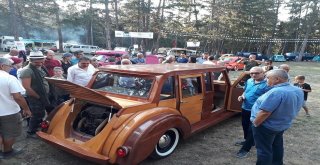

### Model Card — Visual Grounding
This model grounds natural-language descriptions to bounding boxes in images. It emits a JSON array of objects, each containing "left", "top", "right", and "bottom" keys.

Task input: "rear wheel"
[{"left": 150, "top": 128, "right": 180, "bottom": 159}]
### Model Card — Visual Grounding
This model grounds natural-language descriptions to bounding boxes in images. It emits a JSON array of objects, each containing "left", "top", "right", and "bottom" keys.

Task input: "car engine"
[{"left": 75, "top": 105, "right": 115, "bottom": 136}]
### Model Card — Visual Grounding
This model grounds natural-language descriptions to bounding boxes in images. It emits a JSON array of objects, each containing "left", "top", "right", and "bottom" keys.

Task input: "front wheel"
[{"left": 150, "top": 128, "right": 180, "bottom": 159}]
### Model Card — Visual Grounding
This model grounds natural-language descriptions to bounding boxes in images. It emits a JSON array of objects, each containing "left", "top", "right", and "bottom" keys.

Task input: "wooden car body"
[{"left": 37, "top": 64, "right": 246, "bottom": 165}]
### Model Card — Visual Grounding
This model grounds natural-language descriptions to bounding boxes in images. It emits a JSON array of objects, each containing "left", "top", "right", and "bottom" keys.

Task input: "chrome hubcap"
[{"left": 158, "top": 134, "right": 172, "bottom": 149}]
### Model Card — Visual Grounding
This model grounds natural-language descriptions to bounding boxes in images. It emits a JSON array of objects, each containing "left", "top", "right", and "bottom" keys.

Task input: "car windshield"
[
  {"left": 96, "top": 55, "right": 107, "bottom": 61},
  {"left": 91, "top": 72, "right": 154, "bottom": 98}
]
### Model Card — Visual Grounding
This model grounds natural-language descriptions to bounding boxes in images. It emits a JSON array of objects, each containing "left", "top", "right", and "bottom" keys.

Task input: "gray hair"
[
  {"left": 266, "top": 69, "right": 288, "bottom": 81},
  {"left": 250, "top": 66, "right": 264, "bottom": 73},
  {"left": 121, "top": 59, "right": 132, "bottom": 65},
  {"left": 0, "top": 57, "right": 13, "bottom": 65}
]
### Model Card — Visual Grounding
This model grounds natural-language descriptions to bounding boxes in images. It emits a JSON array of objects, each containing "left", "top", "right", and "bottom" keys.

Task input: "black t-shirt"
[
  {"left": 244, "top": 60, "right": 260, "bottom": 71},
  {"left": 294, "top": 83, "right": 311, "bottom": 100}
]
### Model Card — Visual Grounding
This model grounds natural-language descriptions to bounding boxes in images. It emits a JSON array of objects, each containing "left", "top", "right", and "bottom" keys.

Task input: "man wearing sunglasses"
[{"left": 236, "top": 67, "right": 271, "bottom": 158}]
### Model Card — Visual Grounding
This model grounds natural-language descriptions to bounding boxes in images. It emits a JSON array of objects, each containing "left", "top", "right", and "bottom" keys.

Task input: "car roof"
[{"left": 99, "top": 63, "right": 225, "bottom": 75}]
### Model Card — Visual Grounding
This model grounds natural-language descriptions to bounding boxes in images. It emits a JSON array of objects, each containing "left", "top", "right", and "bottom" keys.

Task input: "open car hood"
[{"left": 46, "top": 78, "right": 122, "bottom": 109}]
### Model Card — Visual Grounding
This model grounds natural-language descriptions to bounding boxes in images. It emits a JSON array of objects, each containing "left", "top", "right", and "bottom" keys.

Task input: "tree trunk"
[
  {"left": 104, "top": 0, "right": 111, "bottom": 49},
  {"left": 16, "top": 5, "right": 30, "bottom": 39},
  {"left": 298, "top": 1, "right": 318, "bottom": 61},
  {"left": 8, "top": 0, "right": 19, "bottom": 40},
  {"left": 54, "top": 5, "right": 63, "bottom": 53},
  {"left": 154, "top": 0, "right": 163, "bottom": 53},
  {"left": 266, "top": 0, "right": 281, "bottom": 55},
  {"left": 114, "top": 0, "right": 120, "bottom": 46},
  {"left": 89, "top": 0, "right": 94, "bottom": 45}
]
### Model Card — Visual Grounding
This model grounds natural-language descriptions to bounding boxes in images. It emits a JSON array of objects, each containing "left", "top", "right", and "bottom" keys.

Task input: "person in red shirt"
[{"left": 44, "top": 50, "right": 61, "bottom": 77}]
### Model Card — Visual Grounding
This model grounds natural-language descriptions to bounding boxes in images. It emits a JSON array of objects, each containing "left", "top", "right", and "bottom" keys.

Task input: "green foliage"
[{"left": 0, "top": 0, "right": 319, "bottom": 54}]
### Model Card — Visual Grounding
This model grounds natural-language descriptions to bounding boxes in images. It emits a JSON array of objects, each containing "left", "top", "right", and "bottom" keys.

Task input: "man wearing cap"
[
  {"left": 19, "top": 51, "right": 52, "bottom": 138},
  {"left": 67, "top": 56, "right": 96, "bottom": 87},
  {"left": 71, "top": 50, "right": 84, "bottom": 65},
  {"left": 60, "top": 53, "right": 73, "bottom": 77},
  {"left": 43, "top": 50, "right": 61, "bottom": 77},
  {"left": 0, "top": 57, "right": 31, "bottom": 158},
  {"left": 8, "top": 57, "right": 23, "bottom": 78}
]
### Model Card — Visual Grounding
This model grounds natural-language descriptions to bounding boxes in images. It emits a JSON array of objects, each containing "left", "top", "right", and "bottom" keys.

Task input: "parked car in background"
[
  {"left": 50, "top": 45, "right": 58, "bottom": 52},
  {"left": 270, "top": 55, "right": 286, "bottom": 62},
  {"left": 222, "top": 57, "right": 245, "bottom": 71},
  {"left": 94, "top": 50, "right": 128, "bottom": 66},
  {"left": 70, "top": 45, "right": 100, "bottom": 54},
  {"left": 284, "top": 52, "right": 298, "bottom": 61},
  {"left": 114, "top": 47, "right": 128, "bottom": 52},
  {"left": 37, "top": 64, "right": 246, "bottom": 165},
  {"left": 219, "top": 54, "right": 236, "bottom": 60},
  {"left": 302, "top": 53, "right": 315, "bottom": 61},
  {"left": 157, "top": 47, "right": 171, "bottom": 56},
  {"left": 166, "top": 48, "right": 198, "bottom": 57},
  {"left": 236, "top": 52, "right": 268, "bottom": 61},
  {"left": 312, "top": 55, "right": 320, "bottom": 62}
]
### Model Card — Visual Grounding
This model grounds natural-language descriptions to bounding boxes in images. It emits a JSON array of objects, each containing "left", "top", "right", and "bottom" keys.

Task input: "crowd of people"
[{"left": 0, "top": 49, "right": 312, "bottom": 164}]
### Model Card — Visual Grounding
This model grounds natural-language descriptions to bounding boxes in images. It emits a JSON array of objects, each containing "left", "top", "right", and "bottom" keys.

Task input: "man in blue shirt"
[
  {"left": 236, "top": 67, "right": 271, "bottom": 158},
  {"left": 196, "top": 52, "right": 209, "bottom": 64},
  {"left": 251, "top": 69, "right": 304, "bottom": 165},
  {"left": 70, "top": 50, "right": 84, "bottom": 65},
  {"left": 132, "top": 53, "right": 145, "bottom": 64}
]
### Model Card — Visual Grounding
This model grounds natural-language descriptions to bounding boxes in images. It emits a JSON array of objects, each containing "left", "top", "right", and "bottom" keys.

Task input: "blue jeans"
[{"left": 252, "top": 125, "right": 284, "bottom": 165}]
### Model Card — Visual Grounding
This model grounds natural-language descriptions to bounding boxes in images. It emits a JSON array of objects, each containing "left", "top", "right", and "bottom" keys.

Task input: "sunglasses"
[{"left": 250, "top": 72, "right": 262, "bottom": 75}]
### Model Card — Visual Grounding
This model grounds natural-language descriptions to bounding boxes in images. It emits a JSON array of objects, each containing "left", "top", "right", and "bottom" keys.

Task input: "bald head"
[
  {"left": 279, "top": 64, "right": 290, "bottom": 72},
  {"left": 249, "top": 67, "right": 265, "bottom": 81},
  {"left": 9, "top": 48, "right": 19, "bottom": 56}
]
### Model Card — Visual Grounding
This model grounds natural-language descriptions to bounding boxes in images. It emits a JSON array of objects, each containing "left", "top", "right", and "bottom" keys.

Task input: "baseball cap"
[
  {"left": 63, "top": 53, "right": 73, "bottom": 57},
  {"left": 10, "top": 57, "right": 23, "bottom": 65}
]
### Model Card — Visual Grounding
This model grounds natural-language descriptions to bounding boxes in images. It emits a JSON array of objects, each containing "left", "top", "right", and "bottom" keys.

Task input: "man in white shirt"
[
  {"left": 0, "top": 57, "right": 31, "bottom": 159},
  {"left": 67, "top": 56, "right": 96, "bottom": 87}
]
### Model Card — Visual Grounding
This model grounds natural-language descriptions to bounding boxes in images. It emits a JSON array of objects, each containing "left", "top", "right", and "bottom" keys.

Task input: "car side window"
[
  {"left": 160, "top": 76, "right": 175, "bottom": 100},
  {"left": 212, "top": 71, "right": 223, "bottom": 81},
  {"left": 181, "top": 76, "right": 202, "bottom": 98}
]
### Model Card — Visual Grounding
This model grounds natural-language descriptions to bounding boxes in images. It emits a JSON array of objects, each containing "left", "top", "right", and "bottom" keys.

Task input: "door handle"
[{"left": 180, "top": 101, "right": 188, "bottom": 103}]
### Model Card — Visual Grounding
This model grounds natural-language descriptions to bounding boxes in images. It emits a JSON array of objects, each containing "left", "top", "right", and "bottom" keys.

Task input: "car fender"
[{"left": 105, "top": 107, "right": 190, "bottom": 164}]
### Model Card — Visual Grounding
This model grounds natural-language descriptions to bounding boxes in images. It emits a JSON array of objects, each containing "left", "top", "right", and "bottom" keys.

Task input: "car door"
[
  {"left": 178, "top": 74, "right": 203, "bottom": 124},
  {"left": 227, "top": 72, "right": 247, "bottom": 112}
]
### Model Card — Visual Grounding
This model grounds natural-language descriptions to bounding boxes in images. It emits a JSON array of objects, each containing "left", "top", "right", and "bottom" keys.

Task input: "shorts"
[
  {"left": 0, "top": 113, "right": 22, "bottom": 139},
  {"left": 303, "top": 100, "right": 307, "bottom": 107}
]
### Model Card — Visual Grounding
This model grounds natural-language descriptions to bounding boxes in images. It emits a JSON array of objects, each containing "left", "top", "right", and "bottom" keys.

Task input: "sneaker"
[
  {"left": 2, "top": 148, "right": 23, "bottom": 159},
  {"left": 236, "top": 150, "right": 249, "bottom": 159},
  {"left": 235, "top": 140, "right": 245, "bottom": 146}
]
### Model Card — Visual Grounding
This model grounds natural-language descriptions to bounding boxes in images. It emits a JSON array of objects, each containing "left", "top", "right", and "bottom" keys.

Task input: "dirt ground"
[{"left": 0, "top": 60, "right": 319, "bottom": 165}]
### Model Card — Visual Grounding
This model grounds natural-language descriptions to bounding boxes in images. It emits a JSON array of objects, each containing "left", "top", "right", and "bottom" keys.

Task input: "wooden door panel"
[{"left": 180, "top": 94, "right": 203, "bottom": 124}]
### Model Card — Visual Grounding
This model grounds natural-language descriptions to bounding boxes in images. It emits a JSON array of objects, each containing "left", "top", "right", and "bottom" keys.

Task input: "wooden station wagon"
[{"left": 37, "top": 63, "right": 246, "bottom": 165}]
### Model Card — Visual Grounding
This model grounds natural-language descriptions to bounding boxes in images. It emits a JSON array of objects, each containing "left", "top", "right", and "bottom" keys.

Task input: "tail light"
[
  {"left": 40, "top": 120, "right": 50, "bottom": 131},
  {"left": 117, "top": 146, "right": 129, "bottom": 158}
]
